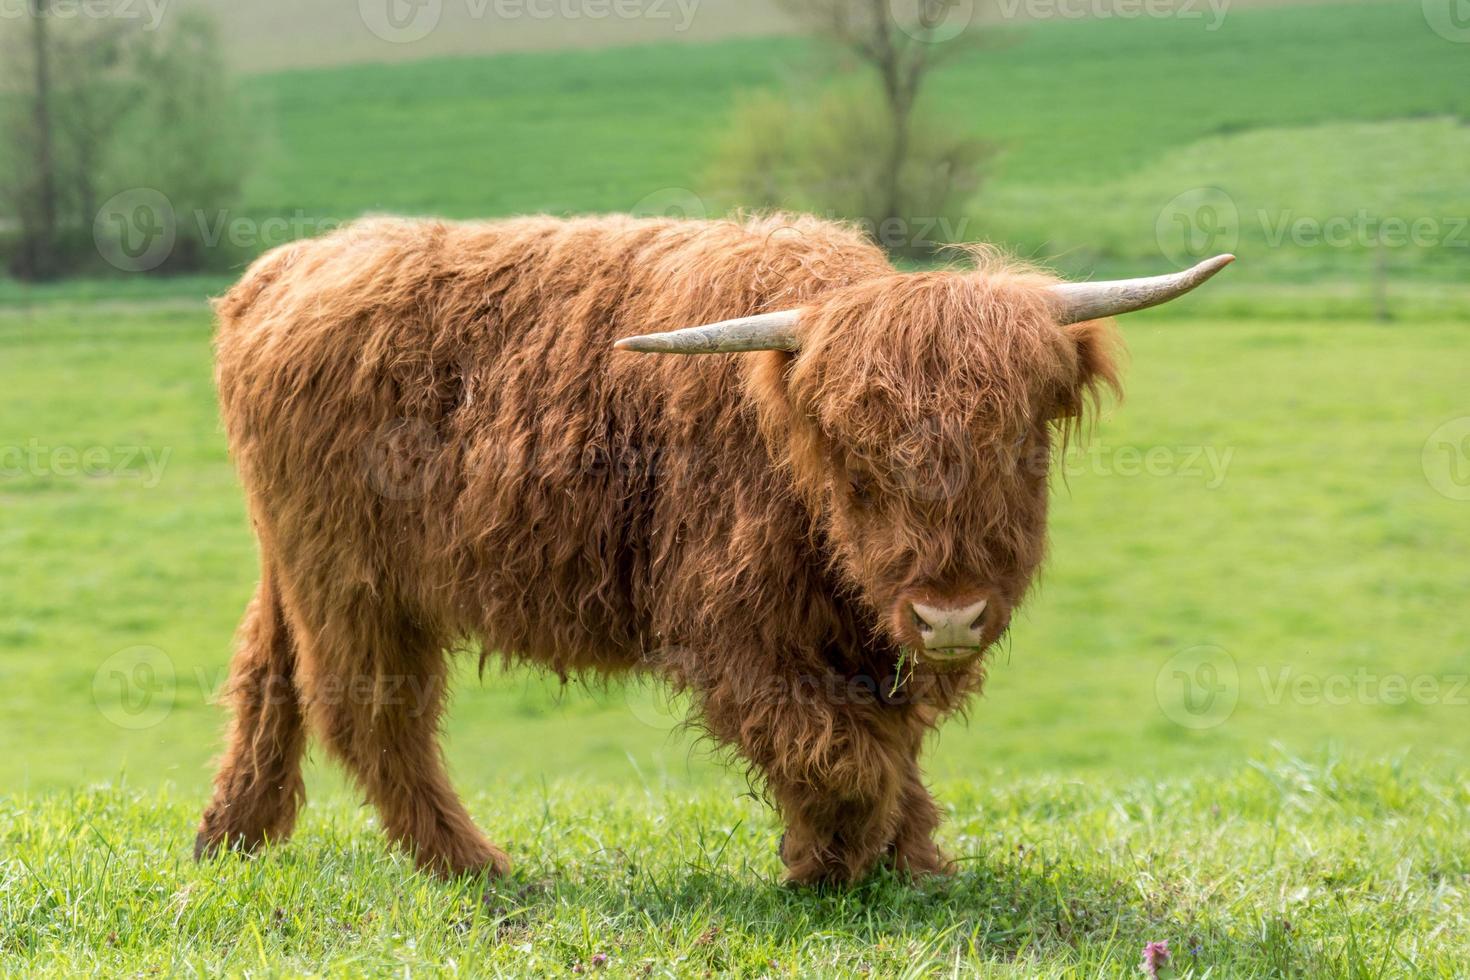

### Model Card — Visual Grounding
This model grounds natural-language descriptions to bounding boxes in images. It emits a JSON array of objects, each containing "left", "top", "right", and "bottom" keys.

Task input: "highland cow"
[{"left": 197, "top": 214, "right": 1230, "bottom": 884}]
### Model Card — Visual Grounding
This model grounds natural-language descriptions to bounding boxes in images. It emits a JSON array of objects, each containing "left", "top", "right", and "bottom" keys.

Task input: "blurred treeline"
[
  {"left": 2, "top": 1, "right": 1464, "bottom": 291},
  {"left": 0, "top": 3, "right": 247, "bottom": 280}
]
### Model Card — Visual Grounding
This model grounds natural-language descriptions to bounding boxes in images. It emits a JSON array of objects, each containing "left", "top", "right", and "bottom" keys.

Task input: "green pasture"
[
  {"left": 4, "top": 761, "right": 1467, "bottom": 975},
  {"left": 3, "top": 0, "right": 1461, "bottom": 307},
  {"left": 2, "top": 0, "right": 1467, "bottom": 973},
  {"left": 232, "top": 0, "right": 1466, "bottom": 279}
]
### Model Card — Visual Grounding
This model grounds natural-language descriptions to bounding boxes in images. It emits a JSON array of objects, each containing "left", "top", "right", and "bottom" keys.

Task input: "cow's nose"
[{"left": 908, "top": 598, "right": 989, "bottom": 652}]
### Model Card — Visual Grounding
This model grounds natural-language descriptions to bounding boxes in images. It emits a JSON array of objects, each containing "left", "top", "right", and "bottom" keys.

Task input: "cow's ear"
[
  {"left": 744, "top": 348, "right": 801, "bottom": 449},
  {"left": 1059, "top": 319, "right": 1122, "bottom": 419}
]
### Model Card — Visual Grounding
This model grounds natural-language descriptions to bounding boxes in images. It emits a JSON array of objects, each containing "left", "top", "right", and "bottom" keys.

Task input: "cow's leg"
[
  {"left": 884, "top": 758, "right": 954, "bottom": 877},
  {"left": 296, "top": 603, "right": 510, "bottom": 879},
  {"left": 195, "top": 567, "right": 308, "bottom": 859},
  {"left": 699, "top": 671, "right": 919, "bottom": 886}
]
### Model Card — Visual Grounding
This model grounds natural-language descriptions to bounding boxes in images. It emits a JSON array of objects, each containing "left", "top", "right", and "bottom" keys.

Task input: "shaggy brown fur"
[{"left": 197, "top": 213, "right": 1119, "bottom": 885}]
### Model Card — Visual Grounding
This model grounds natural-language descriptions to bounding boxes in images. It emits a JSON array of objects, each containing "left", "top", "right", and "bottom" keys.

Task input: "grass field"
[
  {"left": 5, "top": 761, "right": 1467, "bottom": 975},
  {"left": 2, "top": 0, "right": 1467, "bottom": 973},
  {"left": 230, "top": 0, "right": 1466, "bottom": 281},
  {"left": 1, "top": 297, "right": 1467, "bottom": 973}
]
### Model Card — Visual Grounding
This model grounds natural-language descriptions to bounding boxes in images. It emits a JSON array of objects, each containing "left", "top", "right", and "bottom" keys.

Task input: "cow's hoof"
[
  {"left": 412, "top": 839, "right": 513, "bottom": 880},
  {"left": 193, "top": 827, "right": 255, "bottom": 861}
]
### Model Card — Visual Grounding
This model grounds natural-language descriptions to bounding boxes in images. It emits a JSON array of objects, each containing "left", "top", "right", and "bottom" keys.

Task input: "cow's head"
[{"left": 617, "top": 253, "right": 1232, "bottom": 666}]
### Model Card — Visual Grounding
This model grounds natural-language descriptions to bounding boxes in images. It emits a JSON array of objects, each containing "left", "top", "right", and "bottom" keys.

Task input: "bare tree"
[
  {"left": 2, "top": 0, "right": 118, "bottom": 279},
  {"left": 25, "top": 0, "right": 60, "bottom": 279},
  {"left": 778, "top": 0, "right": 981, "bottom": 234},
  {"left": 1, "top": 6, "right": 248, "bottom": 279}
]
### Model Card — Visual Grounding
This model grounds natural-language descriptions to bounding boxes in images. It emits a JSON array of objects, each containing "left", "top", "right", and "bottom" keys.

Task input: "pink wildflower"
[{"left": 1140, "top": 940, "right": 1171, "bottom": 979}]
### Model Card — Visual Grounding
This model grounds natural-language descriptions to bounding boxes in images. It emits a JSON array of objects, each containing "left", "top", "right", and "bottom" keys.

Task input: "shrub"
[
  {"left": 706, "top": 81, "right": 991, "bottom": 258},
  {"left": 0, "top": 9, "right": 249, "bottom": 280}
]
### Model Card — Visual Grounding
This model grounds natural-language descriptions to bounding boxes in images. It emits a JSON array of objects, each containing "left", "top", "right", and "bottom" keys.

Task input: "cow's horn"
[
  {"left": 614, "top": 310, "right": 802, "bottom": 354},
  {"left": 1048, "top": 254, "right": 1234, "bottom": 324},
  {"left": 612, "top": 254, "right": 1234, "bottom": 352}
]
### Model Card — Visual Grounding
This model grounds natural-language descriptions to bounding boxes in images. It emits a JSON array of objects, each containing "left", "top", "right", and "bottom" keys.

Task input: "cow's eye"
[{"left": 848, "top": 472, "right": 875, "bottom": 507}]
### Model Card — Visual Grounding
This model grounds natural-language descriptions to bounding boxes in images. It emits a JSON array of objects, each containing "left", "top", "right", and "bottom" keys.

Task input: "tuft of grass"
[{"left": 2, "top": 757, "right": 1466, "bottom": 976}]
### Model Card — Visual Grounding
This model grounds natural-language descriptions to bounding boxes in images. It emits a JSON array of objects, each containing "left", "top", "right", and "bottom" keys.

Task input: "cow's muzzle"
[{"left": 901, "top": 596, "right": 991, "bottom": 660}]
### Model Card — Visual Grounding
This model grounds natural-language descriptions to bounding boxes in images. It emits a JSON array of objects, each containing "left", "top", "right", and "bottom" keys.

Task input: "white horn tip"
[
  {"left": 609, "top": 309, "right": 803, "bottom": 354},
  {"left": 1182, "top": 253, "right": 1236, "bottom": 286},
  {"left": 1049, "top": 252, "right": 1237, "bottom": 324},
  {"left": 613, "top": 335, "right": 658, "bottom": 352}
]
